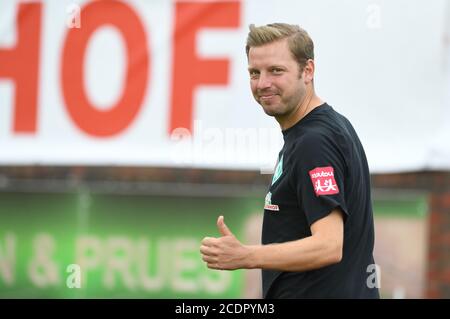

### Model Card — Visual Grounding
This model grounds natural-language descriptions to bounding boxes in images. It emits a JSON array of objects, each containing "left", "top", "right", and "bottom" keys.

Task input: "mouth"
[{"left": 259, "top": 94, "right": 278, "bottom": 102}]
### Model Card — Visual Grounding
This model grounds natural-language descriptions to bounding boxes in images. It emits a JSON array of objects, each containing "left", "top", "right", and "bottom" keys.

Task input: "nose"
[{"left": 256, "top": 73, "right": 272, "bottom": 90}]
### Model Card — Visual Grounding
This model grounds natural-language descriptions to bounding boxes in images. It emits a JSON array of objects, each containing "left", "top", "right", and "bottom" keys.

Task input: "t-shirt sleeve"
[{"left": 293, "top": 132, "right": 349, "bottom": 226}]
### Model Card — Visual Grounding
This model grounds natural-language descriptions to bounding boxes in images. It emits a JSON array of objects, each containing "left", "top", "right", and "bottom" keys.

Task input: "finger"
[
  {"left": 200, "top": 245, "right": 215, "bottom": 256},
  {"left": 201, "top": 254, "right": 216, "bottom": 263},
  {"left": 201, "top": 237, "right": 217, "bottom": 246},
  {"left": 207, "top": 262, "right": 221, "bottom": 270},
  {"left": 217, "top": 215, "right": 233, "bottom": 237}
]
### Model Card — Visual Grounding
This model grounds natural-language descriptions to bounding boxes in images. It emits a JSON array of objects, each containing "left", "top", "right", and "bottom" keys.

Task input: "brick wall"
[
  {"left": 373, "top": 171, "right": 450, "bottom": 298},
  {"left": 427, "top": 191, "right": 450, "bottom": 298}
]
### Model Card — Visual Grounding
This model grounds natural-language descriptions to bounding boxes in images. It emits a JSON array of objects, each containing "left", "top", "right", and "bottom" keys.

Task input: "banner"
[
  {"left": 0, "top": 191, "right": 263, "bottom": 298},
  {"left": 0, "top": 0, "right": 448, "bottom": 172}
]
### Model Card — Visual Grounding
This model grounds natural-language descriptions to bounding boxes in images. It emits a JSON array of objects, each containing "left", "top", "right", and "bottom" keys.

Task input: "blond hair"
[{"left": 246, "top": 23, "right": 314, "bottom": 70}]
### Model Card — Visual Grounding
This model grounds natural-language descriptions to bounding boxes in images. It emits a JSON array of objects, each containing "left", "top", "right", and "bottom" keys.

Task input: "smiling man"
[{"left": 200, "top": 23, "right": 380, "bottom": 299}]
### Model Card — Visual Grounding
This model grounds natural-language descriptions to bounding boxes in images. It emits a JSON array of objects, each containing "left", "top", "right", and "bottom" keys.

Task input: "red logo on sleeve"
[{"left": 309, "top": 166, "right": 340, "bottom": 196}]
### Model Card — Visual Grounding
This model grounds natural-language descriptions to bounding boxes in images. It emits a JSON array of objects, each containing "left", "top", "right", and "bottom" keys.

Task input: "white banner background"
[{"left": 0, "top": 0, "right": 449, "bottom": 173}]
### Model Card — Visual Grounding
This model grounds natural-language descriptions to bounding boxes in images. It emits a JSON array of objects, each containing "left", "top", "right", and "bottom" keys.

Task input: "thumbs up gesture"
[
  {"left": 217, "top": 215, "right": 233, "bottom": 237},
  {"left": 200, "top": 216, "right": 252, "bottom": 270}
]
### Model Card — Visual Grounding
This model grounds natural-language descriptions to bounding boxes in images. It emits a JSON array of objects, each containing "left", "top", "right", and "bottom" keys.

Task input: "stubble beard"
[{"left": 260, "top": 91, "right": 303, "bottom": 119}]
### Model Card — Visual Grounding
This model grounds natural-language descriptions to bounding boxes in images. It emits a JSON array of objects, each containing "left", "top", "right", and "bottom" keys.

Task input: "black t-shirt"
[{"left": 262, "top": 103, "right": 380, "bottom": 299}]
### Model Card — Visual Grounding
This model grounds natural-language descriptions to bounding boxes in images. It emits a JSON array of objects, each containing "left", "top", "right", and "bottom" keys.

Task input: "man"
[{"left": 200, "top": 23, "right": 380, "bottom": 298}]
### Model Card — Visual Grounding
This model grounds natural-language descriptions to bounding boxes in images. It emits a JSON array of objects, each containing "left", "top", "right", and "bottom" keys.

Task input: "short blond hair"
[{"left": 246, "top": 23, "right": 314, "bottom": 70}]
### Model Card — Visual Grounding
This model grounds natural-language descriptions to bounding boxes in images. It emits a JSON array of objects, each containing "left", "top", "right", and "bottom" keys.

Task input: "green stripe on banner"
[{"left": 0, "top": 192, "right": 262, "bottom": 298}]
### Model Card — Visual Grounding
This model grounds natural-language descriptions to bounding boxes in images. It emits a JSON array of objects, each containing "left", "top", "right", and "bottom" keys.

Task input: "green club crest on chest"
[{"left": 271, "top": 154, "right": 283, "bottom": 185}]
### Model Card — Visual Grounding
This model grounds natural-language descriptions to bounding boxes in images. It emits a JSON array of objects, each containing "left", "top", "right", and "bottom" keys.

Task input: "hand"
[{"left": 200, "top": 216, "right": 251, "bottom": 270}]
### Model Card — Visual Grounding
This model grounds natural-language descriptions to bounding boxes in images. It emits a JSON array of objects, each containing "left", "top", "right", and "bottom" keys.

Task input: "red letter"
[
  {"left": 170, "top": 1, "right": 240, "bottom": 134},
  {"left": 61, "top": 0, "right": 149, "bottom": 137},
  {"left": 0, "top": 3, "right": 42, "bottom": 133}
]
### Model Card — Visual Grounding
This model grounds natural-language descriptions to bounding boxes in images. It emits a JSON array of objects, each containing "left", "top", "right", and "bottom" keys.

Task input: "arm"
[
  {"left": 249, "top": 208, "right": 343, "bottom": 271},
  {"left": 200, "top": 209, "right": 344, "bottom": 271}
]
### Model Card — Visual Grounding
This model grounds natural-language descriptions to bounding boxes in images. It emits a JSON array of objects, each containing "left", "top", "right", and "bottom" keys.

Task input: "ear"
[{"left": 303, "top": 59, "right": 315, "bottom": 84}]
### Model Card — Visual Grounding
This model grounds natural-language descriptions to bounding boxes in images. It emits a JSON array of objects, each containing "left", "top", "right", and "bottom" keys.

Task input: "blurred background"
[{"left": 0, "top": 0, "right": 449, "bottom": 298}]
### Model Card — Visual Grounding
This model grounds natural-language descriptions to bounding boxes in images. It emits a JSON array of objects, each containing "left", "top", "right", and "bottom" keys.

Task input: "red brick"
[
  {"left": 426, "top": 288, "right": 441, "bottom": 299},
  {"left": 442, "top": 194, "right": 450, "bottom": 207},
  {"left": 428, "top": 211, "right": 441, "bottom": 226},
  {"left": 442, "top": 270, "right": 450, "bottom": 283}
]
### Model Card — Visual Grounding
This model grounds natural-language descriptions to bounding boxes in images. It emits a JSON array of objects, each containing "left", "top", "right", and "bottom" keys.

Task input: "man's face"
[{"left": 248, "top": 39, "right": 306, "bottom": 118}]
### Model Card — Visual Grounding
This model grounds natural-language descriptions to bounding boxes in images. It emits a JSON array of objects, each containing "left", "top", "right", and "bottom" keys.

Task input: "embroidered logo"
[
  {"left": 271, "top": 154, "right": 283, "bottom": 185},
  {"left": 309, "top": 166, "right": 339, "bottom": 196},
  {"left": 264, "top": 192, "right": 279, "bottom": 211}
]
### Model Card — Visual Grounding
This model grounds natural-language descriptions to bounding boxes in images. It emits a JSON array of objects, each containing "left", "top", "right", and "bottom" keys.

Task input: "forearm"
[{"left": 246, "top": 235, "right": 342, "bottom": 272}]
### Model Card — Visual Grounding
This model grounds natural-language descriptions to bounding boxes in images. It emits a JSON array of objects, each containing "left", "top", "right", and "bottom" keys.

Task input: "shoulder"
[
  {"left": 295, "top": 110, "right": 355, "bottom": 153},
  {"left": 292, "top": 128, "right": 334, "bottom": 153},
  {"left": 289, "top": 126, "right": 348, "bottom": 172}
]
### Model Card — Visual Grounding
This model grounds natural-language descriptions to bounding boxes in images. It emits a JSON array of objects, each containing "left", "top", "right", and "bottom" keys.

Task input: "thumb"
[{"left": 217, "top": 215, "right": 233, "bottom": 237}]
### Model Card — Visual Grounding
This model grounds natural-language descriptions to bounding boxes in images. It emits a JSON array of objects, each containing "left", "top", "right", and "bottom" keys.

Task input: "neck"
[{"left": 277, "top": 88, "right": 324, "bottom": 130}]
